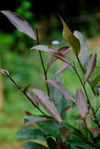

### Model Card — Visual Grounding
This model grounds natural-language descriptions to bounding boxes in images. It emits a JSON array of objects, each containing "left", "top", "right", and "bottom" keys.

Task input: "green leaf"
[
  {"left": 59, "top": 15, "right": 80, "bottom": 56},
  {"left": 22, "top": 142, "right": 48, "bottom": 149},
  {"left": 90, "top": 74, "right": 100, "bottom": 88},
  {"left": 66, "top": 134, "right": 96, "bottom": 149},
  {"left": 16, "top": 126, "right": 45, "bottom": 140},
  {"left": 24, "top": 115, "right": 61, "bottom": 139}
]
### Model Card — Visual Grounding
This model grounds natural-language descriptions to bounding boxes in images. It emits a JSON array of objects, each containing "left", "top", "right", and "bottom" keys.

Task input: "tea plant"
[{"left": 0, "top": 10, "right": 100, "bottom": 149}]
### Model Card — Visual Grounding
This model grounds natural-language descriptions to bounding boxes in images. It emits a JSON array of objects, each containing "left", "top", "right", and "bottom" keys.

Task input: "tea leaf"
[
  {"left": 25, "top": 117, "right": 51, "bottom": 126},
  {"left": 85, "top": 52, "right": 97, "bottom": 83},
  {"left": 31, "top": 45, "right": 55, "bottom": 55},
  {"left": 76, "top": 88, "right": 88, "bottom": 120},
  {"left": 46, "top": 80, "right": 75, "bottom": 102},
  {"left": 22, "top": 142, "right": 48, "bottom": 149},
  {"left": 0, "top": 10, "right": 36, "bottom": 40},
  {"left": 0, "top": 68, "right": 9, "bottom": 75},
  {"left": 59, "top": 15, "right": 80, "bottom": 56},
  {"left": 55, "top": 62, "right": 70, "bottom": 77},
  {"left": 47, "top": 46, "right": 71, "bottom": 71},
  {"left": 30, "top": 88, "right": 62, "bottom": 123},
  {"left": 16, "top": 126, "right": 45, "bottom": 140},
  {"left": 74, "top": 31, "right": 88, "bottom": 67}
]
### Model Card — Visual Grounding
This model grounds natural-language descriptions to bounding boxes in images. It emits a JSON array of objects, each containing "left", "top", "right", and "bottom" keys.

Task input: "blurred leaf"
[
  {"left": 59, "top": 125, "right": 73, "bottom": 141},
  {"left": 24, "top": 115, "right": 61, "bottom": 138},
  {"left": 0, "top": 10, "right": 36, "bottom": 40},
  {"left": 31, "top": 45, "right": 55, "bottom": 55},
  {"left": 66, "top": 134, "right": 96, "bottom": 149},
  {"left": 90, "top": 74, "right": 100, "bottom": 89},
  {"left": 84, "top": 53, "right": 97, "bottom": 83},
  {"left": 76, "top": 88, "right": 88, "bottom": 120},
  {"left": 30, "top": 88, "right": 62, "bottom": 123},
  {"left": 16, "top": 126, "right": 45, "bottom": 140},
  {"left": 55, "top": 62, "right": 70, "bottom": 77},
  {"left": 74, "top": 31, "right": 88, "bottom": 67},
  {"left": 46, "top": 80, "right": 75, "bottom": 102},
  {"left": 78, "top": 119, "right": 88, "bottom": 137},
  {"left": 47, "top": 46, "right": 71, "bottom": 71},
  {"left": 25, "top": 117, "right": 52, "bottom": 126},
  {"left": 46, "top": 137, "right": 56, "bottom": 149},
  {"left": 59, "top": 15, "right": 80, "bottom": 56},
  {"left": 0, "top": 68, "right": 9, "bottom": 75},
  {"left": 22, "top": 142, "right": 48, "bottom": 149},
  {"left": 48, "top": 77, "right": 67, "bottom": 120}
]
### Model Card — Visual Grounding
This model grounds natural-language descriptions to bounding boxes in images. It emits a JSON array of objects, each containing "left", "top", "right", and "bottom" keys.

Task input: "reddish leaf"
[
  {"left": 46, "top": 80, "right": 75, "bottom": 102},
  {"left": 26, "top": 93, "right": 38, "bottom": 106},
  {"left": 55, "top": 63, "right": 70, "bottom": 77},
  {"left": 0, "top": 68, "right": 9, "bottom": 75},
  {"left": 53, "top": 53, "right": 72, "bottom": 66},
  {"left": 59, "top": 126, "right": 73, "bottom": 141},
  {"left": 0, "top": 10, "right": 36, "bottom": 40},
  {"left": 30, "top": 88, "right": 62, "bottom": 123},
  {"left": 31, "top": 45, "right": 55, "bottom": 55},
  {"left": 84, "top": 52, "right": 97, "bottom": 83},
  {"left": 25, "top": 117, "right": 51, "bottom": 126},
  {"left": 76, "top": 88, "right": 88, "bottom": 120},
  {"left": 62, "top": 105, "right": 73, "bottom": 113},
  {"left": 47, "top": 46, "right": 71, "bottom": 71}
]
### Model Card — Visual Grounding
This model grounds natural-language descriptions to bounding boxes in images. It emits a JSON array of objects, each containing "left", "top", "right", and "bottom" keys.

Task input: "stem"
[
  {"left": 35, "top": 28, "right": 50, "bottom": 96},
  {"left": 76, "top": 56, "right": 95, "bottom": 94},
  {"left": 5, "top": 72, "right": 47, "bottom": 115},
  {"left": 72, "top": 62, "right": 100, "bottom": 128}
]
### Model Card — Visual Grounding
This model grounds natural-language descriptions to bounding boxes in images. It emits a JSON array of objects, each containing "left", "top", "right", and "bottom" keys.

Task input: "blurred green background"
[{"left": 0, "top": 0, "right": 100, "bottom": 148}]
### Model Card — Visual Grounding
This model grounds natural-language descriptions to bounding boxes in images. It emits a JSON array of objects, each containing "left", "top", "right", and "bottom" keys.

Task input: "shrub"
[{"left": 0, "top": 10, "right": 100, "bottom": 149}]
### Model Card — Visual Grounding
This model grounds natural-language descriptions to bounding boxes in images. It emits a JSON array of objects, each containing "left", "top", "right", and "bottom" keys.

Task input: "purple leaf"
[
  {"left": 0, "top": 10, "right": 36, "bottom": 40},
  {"left": 84, "top": 52, "right": 97, "bottom": 83},
  {"left": 30, "top": 88, "right": 62, "bottom": 123},
  {"left": 25, "top": 117, "right": 51, "bottom": 126},
  {"left": 55, "top": 63, "right": 70, "bottom": 77},
  {"left": 46, "top": 80, "right": 75, "bottom": 102},
  {"left": 30, "top": 45, "right": 55, "bottom": 55},
  {"left": 47, "top": 46, "right": 71, "bottom": 70},
  {"left": 0, "top": 69, "right": 9, "bottom": 75},
  {"left": 76, "top": 88, "right": 88, "bottom": 120}
]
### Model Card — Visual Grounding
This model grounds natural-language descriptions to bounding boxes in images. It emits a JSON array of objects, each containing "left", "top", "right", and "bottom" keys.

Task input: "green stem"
[{"left": 35, "top": 28, "right": 50, "bottom": 97}]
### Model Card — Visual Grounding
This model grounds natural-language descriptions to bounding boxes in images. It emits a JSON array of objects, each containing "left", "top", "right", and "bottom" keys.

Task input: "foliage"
[{"left": 0, "top": 10, "right": 100, "bottom": 149}]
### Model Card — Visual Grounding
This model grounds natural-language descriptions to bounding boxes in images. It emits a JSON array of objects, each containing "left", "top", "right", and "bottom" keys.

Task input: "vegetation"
[{"left": 0, "top": 10, "right": 100, "bottom": 149}]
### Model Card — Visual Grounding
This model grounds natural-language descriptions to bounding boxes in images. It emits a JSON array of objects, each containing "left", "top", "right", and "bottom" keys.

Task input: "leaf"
[
  {"left": 16, "top": 126, "right": 45, "bottom": 140},
  {"left": 22, "top": 142, "right": 48, "bottom": 149},
  {"left": 31, "top": 45, "right": 55, "bottom": 55},
  {"left": 0, "top": 10, "right": 36, "bottom": 40},
  {"left": 55, "top": 62, "right": 70, "bottom": 77},
  {"left": 47, "top": 46, "right": 71, "bottom": 71},
  {"left": 59, "top": 15, "right": 80, "bottom": 56},
  {"left": 30, "top": 88, "right": 62, "bottom": 123},
  {"left": 90, "top": 74, "right": 100, "bottom": 88},
  {"left": 84, "top": 52, "right": 97, "bottom": 83},
  {"left": 74, "top": 31, "right": 88, "bottom": 67},
  {"left": 26, "top": 92, "right": 38, "bottom": 106},
  {"left": 48, "top": 76, "right": 67, "bottom": 120},
  {"left": 25, "top": 117, "right": 51, "bottom": 126},
  {"left": 0, "top": 68, "right": 9, "bottom": 75},
  {"left": 24, "top": 116, "right": 61, "bottom": 139},
  {"left": 46, "top": 80, "right": 75, "bottom": 103},
  {"left": 76, "top": 88, "right": 88, "bottom": 120}
]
